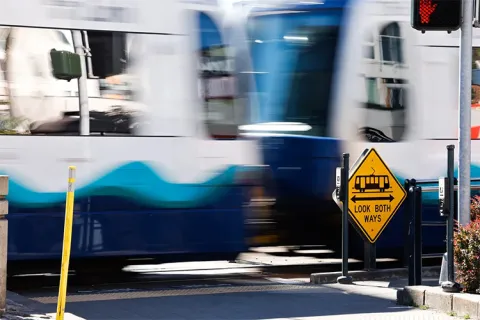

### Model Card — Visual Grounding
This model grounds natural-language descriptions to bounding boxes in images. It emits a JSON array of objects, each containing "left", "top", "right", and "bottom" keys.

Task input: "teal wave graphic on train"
[
  {"left": 0, "top": 162, "right": 244, "bottom": 208},
  {"left": 3, "top": 161, "right": 480, "bottom": 209}
]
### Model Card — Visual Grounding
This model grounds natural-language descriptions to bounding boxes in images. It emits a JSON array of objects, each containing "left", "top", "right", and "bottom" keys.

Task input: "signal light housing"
[{"left": 411, "top": 0, "right": 462, "bottom": 32}]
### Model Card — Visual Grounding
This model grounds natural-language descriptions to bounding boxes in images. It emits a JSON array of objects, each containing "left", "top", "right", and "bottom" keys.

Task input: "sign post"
[
  {"left": 333, "top": 148, "right": 407, "bottom": 277},
  {"left": 437, "top": 145, "right": 461, "bottom": 292},
  {"left": 336, "top": 154, "right": 352, "bottom": 284},
  {"left": 458, "top": 0, "right": 474, "bottom": 227}
]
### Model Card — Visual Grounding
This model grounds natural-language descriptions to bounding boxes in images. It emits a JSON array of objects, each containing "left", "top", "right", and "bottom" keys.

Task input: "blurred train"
[
  {"left": 0, "top": 0, "right": 278, "bottom": 275},
  {"left": 226, "top": 0, "right": 480, "bottom": 258}
]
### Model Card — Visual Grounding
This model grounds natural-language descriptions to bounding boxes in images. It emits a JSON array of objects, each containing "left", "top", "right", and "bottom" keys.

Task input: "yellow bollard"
[{"left": 56, "top": 166, "right": 76, "bottom": 320}]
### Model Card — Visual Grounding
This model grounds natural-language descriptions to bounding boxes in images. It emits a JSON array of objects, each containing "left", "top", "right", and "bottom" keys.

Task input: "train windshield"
[{"left": 245, "top": 9, "right": 343, "bottom": 137}]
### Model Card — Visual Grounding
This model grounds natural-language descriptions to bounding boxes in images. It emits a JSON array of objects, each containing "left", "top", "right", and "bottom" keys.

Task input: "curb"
[
  {"left": 310, "top": 266, "right": 441, "bottom": 284},
  {"left": 236, "top": 260, "right": 404, "bottom": 275},
  {"left": 397, "top": 285, "right": 480, "bottom": 319},
  {"left": 7, "top": 290, "right": 53, "bottom": 313},
  {"left": 2, "top": 291, "right": 54, "bottom": 319},
  {"left": 5, "top": 291, "right": 86, "bottom": 319}
]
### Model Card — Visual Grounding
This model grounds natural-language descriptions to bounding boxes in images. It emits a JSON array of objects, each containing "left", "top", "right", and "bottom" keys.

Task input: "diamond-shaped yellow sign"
[{"left": 348, "top": 148, "right": 407, "bottom": 243}]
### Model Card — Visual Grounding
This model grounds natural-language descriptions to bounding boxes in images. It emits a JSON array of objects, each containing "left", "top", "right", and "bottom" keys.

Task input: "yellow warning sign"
[{"left": 348, "top": 148, "right": 407, "bottom": 243}]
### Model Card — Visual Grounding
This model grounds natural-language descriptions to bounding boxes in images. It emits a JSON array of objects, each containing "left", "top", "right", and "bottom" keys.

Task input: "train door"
[
  {"left": 334, "top": 0, "right": 422, "bottom": 177},
  {"left": 196, "top": 10, "right": 248, "bottom": 140},
  {"left": 379, "top": 176, "right": 384, "bottom": 190},
  {"left": 357, "top": 20, "right": 410, "bottom": 143},
  {"left": 360, "top": 176, "right": 365, "bottom": 190},
  {"left": 328, "top": 0, "right": 425, "bottom": 251},
  {"left": 192, "top": 7, "right": 261, "bottom": 169}
]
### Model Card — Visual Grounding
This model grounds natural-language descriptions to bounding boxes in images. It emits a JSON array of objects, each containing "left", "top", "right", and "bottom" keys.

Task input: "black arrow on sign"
[{"left": 351, "top": 194, "right": 394, "bottom": 203}]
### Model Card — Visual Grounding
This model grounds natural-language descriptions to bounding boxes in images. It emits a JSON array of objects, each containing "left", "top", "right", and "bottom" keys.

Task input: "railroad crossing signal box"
[{"left": 346, "top": 149, "right": 407, "bottom": 243}]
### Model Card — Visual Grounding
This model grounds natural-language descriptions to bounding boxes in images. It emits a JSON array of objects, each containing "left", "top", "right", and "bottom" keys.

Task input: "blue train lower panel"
[
  {"left": 7, "top": 185, "right": 249, "bottom": 262},
  {"left": 260, "top": 135, "right": 341, "bottom": 203},
  {"left": 367, "top": 168, "right": 480, "bottom": 252},
  {"left": 259, "top": 135, "right": 345, "bottom": 245},
  {"left": 258, "top": 133, "right": 450, "bottom": 253},
  {"left": 347, "top": 197, "right": 446, "bottom": 259}
]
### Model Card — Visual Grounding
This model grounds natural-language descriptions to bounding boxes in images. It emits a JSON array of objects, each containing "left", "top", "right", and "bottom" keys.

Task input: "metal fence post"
[
  {"left": 0, "top": 176, "right": 8, "bottom": 316},
  {"left": 413, "top": 186, "right": 422, "bottom": 286},
  {"left": 337, "top": 153, "right": 353, "bottom": 285},
  {"left": 404, "top": 179, "right": 411, "bottom": 268},
  {"left": 407, "top": 179, "right": 416, "bottom": 286},
  {"left": 364, "top": 242, "right": 376, "bottom": 271},
  {"left": 447, "top": 145, "right": 455, "bottom": 284},
  {"left": 441, "top": 145, "right": 460, "bottom": 293}
]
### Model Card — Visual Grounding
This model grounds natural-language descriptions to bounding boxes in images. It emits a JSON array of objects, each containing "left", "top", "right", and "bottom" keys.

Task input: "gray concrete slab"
[
  {"left": 15, "top": 277, "right": 465, "bottom": 320},
  {"left": 311, "top": 267, "right": 440, "bottom": 285},
  {"left": 452, "top": 293, "right": 480, "bottom": 319},
  {"left": 2, "top": 291, "right": 83, "bottom": 320},
  {"left": 397, "top": 282, "right": 480, "bottom": 319}
]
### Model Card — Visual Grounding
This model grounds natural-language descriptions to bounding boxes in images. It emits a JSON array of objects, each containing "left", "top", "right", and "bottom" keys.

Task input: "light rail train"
[
  {"left": 0, "top": 0, "right": 276, "bottom": 274},
  {"left": 227, "top": 0, "right": 480, "bottom": 258}
]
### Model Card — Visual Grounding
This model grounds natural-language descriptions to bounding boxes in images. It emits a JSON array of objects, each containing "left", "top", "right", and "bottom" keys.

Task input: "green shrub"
[
  {"left": 471, "top": 195, "right": 480, "bottom": 221},
  {"left": 454, "top": 198, "right": 480, "bottom": 293},
  {"left": 0, "top": 115, "right": 29, "bottom": 134}
]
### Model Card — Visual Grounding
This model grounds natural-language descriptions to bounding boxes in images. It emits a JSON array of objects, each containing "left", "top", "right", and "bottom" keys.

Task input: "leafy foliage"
[
  {"left": 0, "top": 114, "right": 30, "bottom": 134},
  {"left": 471, "top": 195, "right": 480, "bottom": 221},
  {"left": 454, "top": 196, "right": 480, "bottom": 293}
]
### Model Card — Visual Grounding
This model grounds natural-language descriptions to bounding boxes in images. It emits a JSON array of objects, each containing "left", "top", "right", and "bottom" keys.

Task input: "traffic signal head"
[{"left": 411, "top": 0, "right": 462, "bottom": 32}]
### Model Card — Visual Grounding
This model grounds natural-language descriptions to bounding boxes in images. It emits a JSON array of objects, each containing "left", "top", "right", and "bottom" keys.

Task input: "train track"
[{"left": 7, "top": 255, "right": 442, "bottom": 294}]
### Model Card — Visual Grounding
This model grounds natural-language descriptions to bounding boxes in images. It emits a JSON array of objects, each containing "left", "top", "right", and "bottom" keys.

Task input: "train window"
[
  {"left": 88, "top": 31, "right": 127, "bottom": 79},
  {"left": 358, "top": 22, "right": 409, "bottom": 143},
  {"left": 0, "top": 22, "right": 247, "bottom": 137},
  {"left": 246, "top": 11, "right": 341, "bottom": 138},
  {"left": 1, "top": 26, "right": 149, "bottom": 136},
  {"left": 379, "top": 23, "right": 403, "bottom": 64},
  {"left": 197, "top": 12, "right": 242, "bottom": 139},
  {"left": 365, "top": 78, "right": 379, "bottom": 104},
  {"left": 0, "top": 20, "right": 251, "bottom": 137},
  {"left": 363, "top": 31, "right": 375, "bottom": 59}
]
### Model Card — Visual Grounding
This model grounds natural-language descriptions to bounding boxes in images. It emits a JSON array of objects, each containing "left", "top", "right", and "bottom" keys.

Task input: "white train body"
[{"left": 0, "top": 0, "right": 269, "bottom": 266}]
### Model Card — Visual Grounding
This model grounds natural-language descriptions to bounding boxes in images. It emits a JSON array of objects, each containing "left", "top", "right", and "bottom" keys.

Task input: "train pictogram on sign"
[{"left": 354, "top": 169, "right": 390, "bottom": 193}]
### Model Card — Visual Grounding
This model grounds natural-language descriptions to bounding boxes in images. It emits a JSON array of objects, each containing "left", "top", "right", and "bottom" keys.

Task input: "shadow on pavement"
[{"left": 53, "top": 284, "right": 415, "bottom": 320}]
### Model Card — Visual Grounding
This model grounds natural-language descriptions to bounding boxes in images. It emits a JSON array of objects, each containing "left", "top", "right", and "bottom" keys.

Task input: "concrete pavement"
[
  {"left": 1, "top": 292, "right": 83, "bottom": 319},
  {"left": 9, "top": 276, "right": 466, "bottom": 319}
]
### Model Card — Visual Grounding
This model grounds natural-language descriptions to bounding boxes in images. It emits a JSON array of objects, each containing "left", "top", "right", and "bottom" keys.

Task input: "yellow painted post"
[{"left": 56, "top": 166, "right": 76, "bottom": 320}]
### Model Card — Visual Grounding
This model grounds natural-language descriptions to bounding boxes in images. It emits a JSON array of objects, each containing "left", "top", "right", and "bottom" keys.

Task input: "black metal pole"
[
  {"left": 364, "top": 242, "right": 376, "bottom": 271},
  {"left": 413, "top": 186, "right": 422, "bottom": 285},
  {"left": 447, "top": 145, "right": 455, "bottom": 283},
  {"left": 407, "top": 181, "right": 416, "bottom": 287},
  {"left": 441, "top": 145, "right": 460, "bottom": 292},
  {"left": 404, "top": 179, "right": 411, "bottom": 268},
  {"left": 337, "top": 153, "right": 353, "bottom": 284}
]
